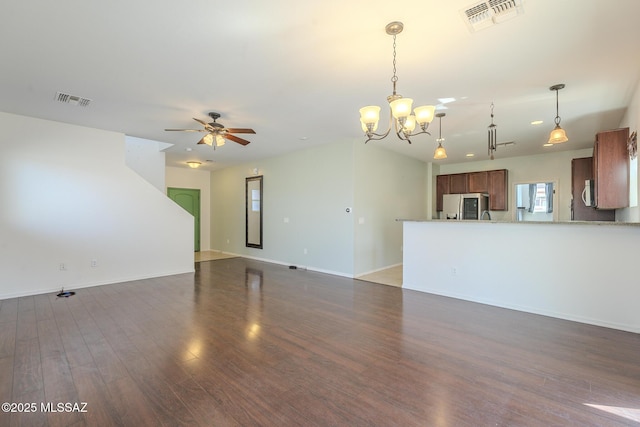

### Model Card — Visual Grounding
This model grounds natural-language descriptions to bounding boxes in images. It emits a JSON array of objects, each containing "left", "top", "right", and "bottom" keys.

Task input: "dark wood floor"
[{"left": 1, "top": 257, "right": 639, "bottom": 426}]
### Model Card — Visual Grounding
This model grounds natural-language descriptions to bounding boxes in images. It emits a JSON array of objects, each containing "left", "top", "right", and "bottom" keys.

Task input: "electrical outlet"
[
  {"left": 451, "top": 267, "right": 457, "bottom": 276},
  {"left": 59, "top": 263, "right": 67, "bottom": 271},
  {"left": 91, "top": 259, "right": 98, "bottom": 268}
]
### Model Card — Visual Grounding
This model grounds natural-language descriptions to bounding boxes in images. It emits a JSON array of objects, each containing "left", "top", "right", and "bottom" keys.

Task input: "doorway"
[
  {"left": 167, "top": 187, "right": 201, "bottom": 252},
  {"left": 514, "top": 182, "right": 557, "bottom": 222}
]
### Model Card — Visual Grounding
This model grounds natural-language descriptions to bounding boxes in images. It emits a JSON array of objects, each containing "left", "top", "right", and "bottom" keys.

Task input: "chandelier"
[{"left": 359, "top": 22, "right": 436, "bottom": 144}]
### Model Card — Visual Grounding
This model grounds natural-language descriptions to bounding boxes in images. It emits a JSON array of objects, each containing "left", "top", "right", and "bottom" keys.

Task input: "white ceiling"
[{"left": 2, "top": 0, "right": 639, "bottom": 170}]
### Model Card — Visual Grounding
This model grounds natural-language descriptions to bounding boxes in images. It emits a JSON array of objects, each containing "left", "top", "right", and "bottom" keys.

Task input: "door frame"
[{"left": 167, "top": 187, "right": 201, "bottom": 252}]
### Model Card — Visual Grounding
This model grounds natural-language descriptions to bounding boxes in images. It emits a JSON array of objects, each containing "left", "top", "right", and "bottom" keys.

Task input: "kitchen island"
[{"left": 401, "top": 219, "right": 640, "bottom": 333}]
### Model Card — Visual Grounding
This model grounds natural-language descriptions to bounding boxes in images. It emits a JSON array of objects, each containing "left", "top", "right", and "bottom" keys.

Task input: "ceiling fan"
[{"left": 165, "top": 112, "right": 255, "bottom": 148}]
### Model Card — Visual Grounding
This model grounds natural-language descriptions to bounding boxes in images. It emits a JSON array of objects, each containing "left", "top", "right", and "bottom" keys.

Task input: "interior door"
[{"left": 167, "top": 187, "right": 201, "bottom": 251}]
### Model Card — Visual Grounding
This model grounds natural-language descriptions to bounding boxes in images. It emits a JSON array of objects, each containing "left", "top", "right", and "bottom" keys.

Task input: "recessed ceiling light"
[
  {"left": 531, "top": 120, "right": 544, "bottom": 125},
  {"left": 185, "top": 148, "right": 192, "bottom": 151},
  {"left": 466, "top": 153, "right": 475, "bottom": 157},
  {"left": 543, "top": 143, "right": 553, "bottom": 147},
  {"left": 438, "top": 97, "right": 456, "bottom": 104}
]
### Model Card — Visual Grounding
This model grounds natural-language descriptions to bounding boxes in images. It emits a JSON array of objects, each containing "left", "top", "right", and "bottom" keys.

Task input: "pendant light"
[
  {"left": 548, "top": 84, "right": 568, "bottom": 144},
  {"left": 433, "top": 113, "right": 447, "bottom": 160}
]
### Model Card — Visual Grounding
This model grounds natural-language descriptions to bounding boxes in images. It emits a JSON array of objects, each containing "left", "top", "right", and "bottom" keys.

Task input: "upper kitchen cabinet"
[
  {"left": 436, "top": 169, "right": 508, "bottom": 211},
  {"left": 449, "top": 173, "right": 468, "bottom": 194},
  {"left": 487, "top": 169, "right": 508, "bottom": 211},
  {"left": 571, "top": 157, "right": 615, "bottom": 221},
  {"left": 593, "top": 128, "right": 629, "bottom": 209},
  {"left": 467, "top": 171, "right": 488, "bottom": 193},
  {"left": 436, "top": 175, "right": 450, "bottom": 212}
]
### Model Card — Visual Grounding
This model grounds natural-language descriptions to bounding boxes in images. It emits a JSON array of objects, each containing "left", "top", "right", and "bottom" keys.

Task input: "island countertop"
[
  {"left": 400, "top": 219, "right": 640, "bottom": 334},
  {"left": 396, "top": 218, "right": 640, "bottom": 226}
]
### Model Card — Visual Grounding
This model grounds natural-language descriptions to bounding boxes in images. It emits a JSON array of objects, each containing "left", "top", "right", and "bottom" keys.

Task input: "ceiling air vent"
[
  {"left": 55, "top": 91, "right": 92, "bottom": 107},
  {"left": 461, "top": 0, "right": 524, "bottom": 32}
]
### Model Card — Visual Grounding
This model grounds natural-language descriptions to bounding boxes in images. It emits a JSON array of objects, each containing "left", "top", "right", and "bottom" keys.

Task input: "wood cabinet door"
[
  {"left": 487, "top": 169, "right": 507, "bottom": 211},
  {"left": 593, "top": 128, "right": 629, "bottom": 209},
  {"left": 436, "top": 175, "right": 450, "bottom": 211},
  {"left": 449, "top": 173, "right": 468, "bottom": 194},
  {"left": 571, "top": 157, "right": 615, "bottom": 221},
  {"left": 467, "top": 171, "right": 488, "bottom": 193}
]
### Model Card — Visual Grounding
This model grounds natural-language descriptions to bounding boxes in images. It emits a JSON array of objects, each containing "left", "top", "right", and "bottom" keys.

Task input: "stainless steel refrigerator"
[{"left": 441, "top": 193, "right": 489, "bottom": 220}]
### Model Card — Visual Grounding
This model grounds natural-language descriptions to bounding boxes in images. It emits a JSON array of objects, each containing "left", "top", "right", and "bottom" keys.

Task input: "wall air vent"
[
  {"left": 55, "top": 92, "right": 92, "bottom": 107},
  {"left": 461, "top": 0, "right": 524, "bottom": 32}
]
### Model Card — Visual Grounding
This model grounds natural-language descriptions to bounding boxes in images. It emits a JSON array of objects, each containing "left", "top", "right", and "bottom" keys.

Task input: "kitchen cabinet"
[
  {"left": 593, "top": 128, "right": 629, "bottom": 209},
  {"left": 436, "top": 169, "right": 508, "bottom": 211},
  {"left": 487, "top": 169, "right": 508, "bottom": 211},
  {"left": 436, "top": 175, "right": 450, "bottom": 212},
  {"left": 571, "top": 157, "right": 614, "bottom": 221},
  {"left": 449, "top": 173, "right": 468, "bottom": 194},
  {"left": 467, "top": 171, "right": 488, "bottom": 193}
]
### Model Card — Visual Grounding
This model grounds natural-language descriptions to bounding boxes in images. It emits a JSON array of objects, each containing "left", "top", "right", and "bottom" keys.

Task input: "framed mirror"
[{"left": 246, "top": 175, "right": 263, "bottom": 249}]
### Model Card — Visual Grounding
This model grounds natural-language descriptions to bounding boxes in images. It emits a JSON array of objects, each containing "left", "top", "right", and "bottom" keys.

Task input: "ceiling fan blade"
[
  {"left": 224, "top": 134, "right": 251, "bottom": 146},
  {"left": 225, "top": 128, "right": 256, "bottom": 134},
  {"left": 165, "top": 128, "right": 206, "bottom": 132},
  {"left": 193, "top": 118, "right": 209, "bottom": 127}
]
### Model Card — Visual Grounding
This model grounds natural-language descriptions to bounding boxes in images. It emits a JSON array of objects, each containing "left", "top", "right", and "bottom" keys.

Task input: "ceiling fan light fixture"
[
  {"left": 187, "top": 161, "right": 201, "bottom": 169},
  {"left": 202, "top": 133, "right": 214, "bottom": 146},
  {"left": 215, "top": 135, "right": 225, "bottom": 147}
]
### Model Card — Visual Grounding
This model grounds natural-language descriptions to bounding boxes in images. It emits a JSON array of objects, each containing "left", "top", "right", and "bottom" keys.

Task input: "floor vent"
[
  {"left": 55, "top": 91, "right": 92, "bottom": 107},
  {"left": 461, "top": 0, "right": 524, "bottom": 32}
]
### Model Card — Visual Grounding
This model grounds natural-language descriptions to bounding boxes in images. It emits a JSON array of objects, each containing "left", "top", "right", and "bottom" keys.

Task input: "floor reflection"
[{"left": 245, "top": 267, "right": 263, "bottom": 341}]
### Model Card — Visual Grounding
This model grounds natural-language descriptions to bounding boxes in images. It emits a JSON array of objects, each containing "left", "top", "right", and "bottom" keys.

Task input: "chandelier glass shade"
[
  {"left": 359, "top": 22, "right": 436, "bottom": 144},
  {"left": 548, "top": 84, "right": 568, "bottom": 144}
]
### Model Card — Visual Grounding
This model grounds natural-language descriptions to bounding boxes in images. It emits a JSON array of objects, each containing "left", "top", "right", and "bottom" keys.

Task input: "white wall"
[
  {"left": 166, "top": 166, "right": 212, "bottom": 251},
  {"left": 353, "top": 142, "right": 427, "bottom": 276},
  {"left": 435, "top": 148, "right": 593, "bottom": 221},
  {"left": 0, "top": 112, "right": 194, "bottom": 299},
  {"left": 210, "top": 141, "right": 355, "bottom": 276},
  {"left": 618, "top": 76, "right": 640, "bottom": 221},
  {"left": 403, "top": 221, "right": 640, "bottom": 333},
  {"left": 125, "top": 135, "right": 171, "bottom": 191}
]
